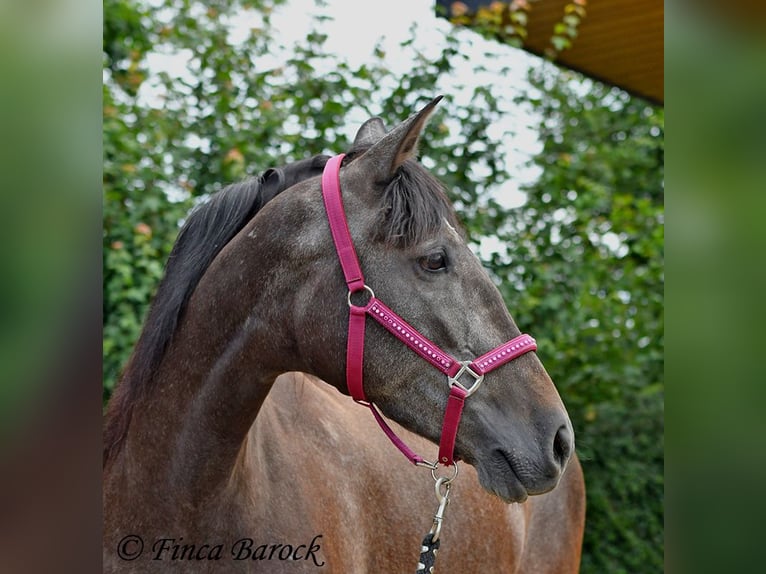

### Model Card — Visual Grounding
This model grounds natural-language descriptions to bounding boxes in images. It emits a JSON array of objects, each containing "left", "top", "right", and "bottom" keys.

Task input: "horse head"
[{"left": 262, "top": 97, "right": 575, "bottom": 502}]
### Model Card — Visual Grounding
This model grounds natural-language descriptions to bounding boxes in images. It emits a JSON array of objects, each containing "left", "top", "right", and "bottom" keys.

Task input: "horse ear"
[
  {"left": 357, "top": 95, "right": 443, "bottom": 178},
  {"left": 352, "top": 117, "right": 387, "bottom": 149}
]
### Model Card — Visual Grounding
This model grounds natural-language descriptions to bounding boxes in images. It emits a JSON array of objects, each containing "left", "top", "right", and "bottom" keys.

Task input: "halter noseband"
[{"left": 321, "top": 154, "right": 537, "bottom": 467}]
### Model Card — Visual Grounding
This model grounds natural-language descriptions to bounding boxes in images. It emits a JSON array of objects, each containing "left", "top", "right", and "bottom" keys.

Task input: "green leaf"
[{"left": 551, "top": 35, "right": 571, "bottom": 52}]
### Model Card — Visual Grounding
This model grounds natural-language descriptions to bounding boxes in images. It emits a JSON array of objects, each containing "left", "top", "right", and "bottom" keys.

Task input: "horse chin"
[{"left": 472, "top": 450, "right": 531, "bottom": 504}]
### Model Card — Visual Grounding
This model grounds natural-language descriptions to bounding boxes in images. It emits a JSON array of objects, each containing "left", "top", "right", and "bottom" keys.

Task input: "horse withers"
[{"left": 103, "top": 97, "right": 585, "bottom": 573}]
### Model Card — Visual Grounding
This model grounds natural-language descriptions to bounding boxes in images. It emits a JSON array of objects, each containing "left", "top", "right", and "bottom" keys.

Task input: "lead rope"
[
  {"left": 417, "top": 533, "right": 440, "bottom": 573},
  {"left": 415, "top": 465, "right": 458, "bottom": 573}
]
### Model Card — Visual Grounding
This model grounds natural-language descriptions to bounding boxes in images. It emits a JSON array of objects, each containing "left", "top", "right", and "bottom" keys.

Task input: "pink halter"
[{"left": 321, "top": 154, "right": 537, "bottom": 467}]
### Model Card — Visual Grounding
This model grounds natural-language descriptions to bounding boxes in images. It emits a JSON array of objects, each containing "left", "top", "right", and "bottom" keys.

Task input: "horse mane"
[
  {"left": 379, "top": 159, "right": 461, "bottom": 247},
  {"left": 103, "top": 154, "right": 330, "bottom": 465}
]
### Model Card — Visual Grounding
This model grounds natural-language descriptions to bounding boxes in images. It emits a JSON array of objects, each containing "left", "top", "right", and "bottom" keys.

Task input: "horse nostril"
[{"left": 552, "top": 425, "right": 573, "bottom": 469}]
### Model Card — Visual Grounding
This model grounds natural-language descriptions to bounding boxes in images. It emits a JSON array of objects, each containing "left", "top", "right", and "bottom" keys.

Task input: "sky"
[
  {"left": 144, "top": 0, "right": 546, "bottom": 212},
  {"left": 133, "top": 0, "right": 635, "bottom": 306},
  {"left": 270, "top": 0, "right": 546, "bottom": 203},
  {"left": 267, "top": 0, "right": 548, "bottom": 258}
]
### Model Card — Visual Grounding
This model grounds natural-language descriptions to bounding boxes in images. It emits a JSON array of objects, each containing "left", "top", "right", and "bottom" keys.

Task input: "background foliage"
[
  {"left": 103, "top": 0, "right": 663, "bottom": 571},
  {"left": 507, "top": 70, "right": 664, "bottom": 572}
]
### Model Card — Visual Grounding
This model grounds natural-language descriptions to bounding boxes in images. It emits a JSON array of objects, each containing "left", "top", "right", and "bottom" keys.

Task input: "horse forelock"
[
  {"left": 379, "top": 159, "right": 461, "bottom": 247},
  {"left": 103, "top": 154, "right": 329, "bottom": 465}
]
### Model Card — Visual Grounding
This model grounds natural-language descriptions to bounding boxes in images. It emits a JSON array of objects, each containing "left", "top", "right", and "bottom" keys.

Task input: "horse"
[{"left": 103, "top": 96, "right": 585, "bottom": 573}]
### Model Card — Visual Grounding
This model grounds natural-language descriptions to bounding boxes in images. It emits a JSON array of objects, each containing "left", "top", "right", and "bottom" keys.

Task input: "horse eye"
[{"left": 419, "top": 252, "right": 447, "bottom": 272}]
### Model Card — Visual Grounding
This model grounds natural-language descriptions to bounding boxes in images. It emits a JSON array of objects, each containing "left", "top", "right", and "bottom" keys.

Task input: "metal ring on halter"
[
  {"left": 347, "top": 284, "right": 375, "bottom": 308},
  {"left": 431, "top": 461, "right": 459, "bottom": 485}
]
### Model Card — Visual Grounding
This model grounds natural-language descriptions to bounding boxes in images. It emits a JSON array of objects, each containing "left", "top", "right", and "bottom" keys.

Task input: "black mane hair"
[{"left": 104, "top": 154, "right": 329, "bottom": 464}]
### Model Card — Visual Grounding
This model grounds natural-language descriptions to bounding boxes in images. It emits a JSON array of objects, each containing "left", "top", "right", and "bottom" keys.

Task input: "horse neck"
[{"left": 111, "top": 211, "right": 317, "bottom": 506}]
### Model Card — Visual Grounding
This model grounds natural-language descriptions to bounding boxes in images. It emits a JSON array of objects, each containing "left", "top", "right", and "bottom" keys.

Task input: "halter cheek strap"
[
  {"left": 321, "top": 153, "right": 537, "bottom": 467},
  {"left": 321, "top": 153, "right": 366, "bottom": 294}
]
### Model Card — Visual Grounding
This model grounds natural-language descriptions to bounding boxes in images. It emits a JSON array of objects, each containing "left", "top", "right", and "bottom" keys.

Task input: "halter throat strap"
[{"left": 321, "top": 154, "right": 537, "bottom": 467}]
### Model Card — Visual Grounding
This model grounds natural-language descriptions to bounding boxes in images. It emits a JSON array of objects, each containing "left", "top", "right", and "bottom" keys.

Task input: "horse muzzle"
[{"left": 470, "top": 413, "right": 575, "bottom": 503}]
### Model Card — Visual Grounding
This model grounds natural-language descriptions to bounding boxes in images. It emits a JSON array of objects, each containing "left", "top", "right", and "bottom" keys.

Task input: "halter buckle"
[{"left": 447, "top": 361, "right": 484, "bottom": 397}]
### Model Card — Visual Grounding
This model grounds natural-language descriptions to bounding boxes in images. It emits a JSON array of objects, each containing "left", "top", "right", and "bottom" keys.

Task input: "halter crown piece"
[{"left": 321, "top": 154, "right": 537, "bottom": 468}]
